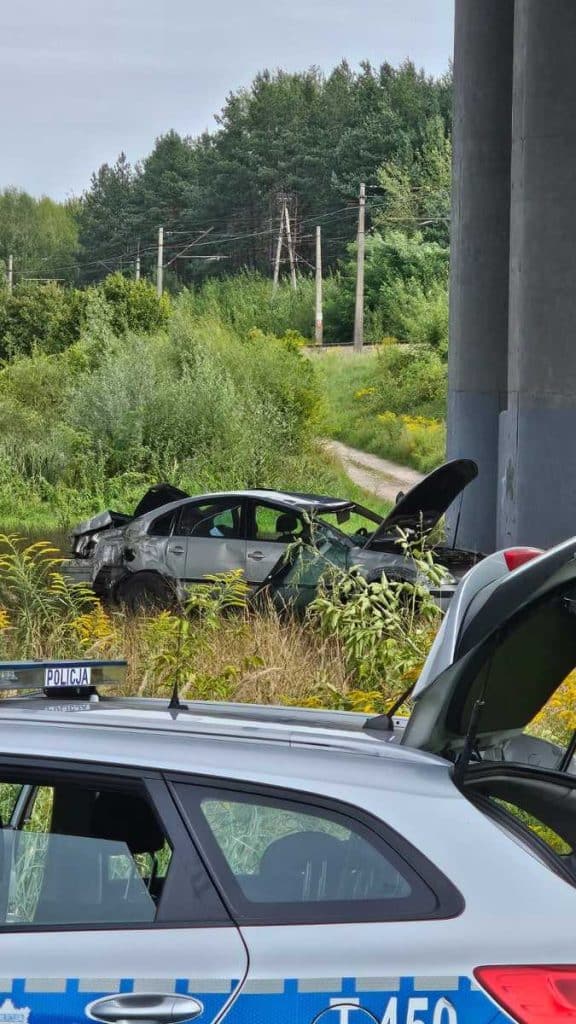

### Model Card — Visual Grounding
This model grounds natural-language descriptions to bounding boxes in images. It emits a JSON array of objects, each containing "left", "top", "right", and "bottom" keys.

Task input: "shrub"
[
  {"left": 186, "top": 272, "right": 316, "bottom": 340},
  {"left": 99, "top": 272, "right": 171, "bottom": 335},
  {"left": 306, "top": 530, "right": 446, "bottom": 705},
  {"left": 370, "top": 343, "right": 447, "bottom": 419},
  {"left": 0, "top": 282, "right": 85, "bottom": 359},
  {"left": 0, "top": 289, "right": 328, "bottom": 526}
]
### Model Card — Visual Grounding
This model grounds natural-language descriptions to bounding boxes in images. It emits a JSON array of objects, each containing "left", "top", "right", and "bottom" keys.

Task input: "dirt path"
[{"left": 324, "top": 439, "right": 424, "bottom": 503}]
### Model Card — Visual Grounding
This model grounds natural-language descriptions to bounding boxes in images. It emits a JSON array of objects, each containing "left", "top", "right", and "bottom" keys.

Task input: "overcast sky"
[{"left": 1, "top": 0, "right": 454, "bottom": 201}]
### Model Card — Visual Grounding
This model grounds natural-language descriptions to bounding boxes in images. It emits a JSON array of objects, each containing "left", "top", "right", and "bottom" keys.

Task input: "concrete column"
[
  {"left": 447, "top": 0, "right": 515, "bottom": 552},
  {"left": 499, "top": 0, "right": 576, "bottom": 548}
]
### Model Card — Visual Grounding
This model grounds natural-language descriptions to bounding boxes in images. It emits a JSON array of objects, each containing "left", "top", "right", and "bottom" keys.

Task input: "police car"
[{"left": 0, "top": 538, "right": 575, "bottom": 1024}]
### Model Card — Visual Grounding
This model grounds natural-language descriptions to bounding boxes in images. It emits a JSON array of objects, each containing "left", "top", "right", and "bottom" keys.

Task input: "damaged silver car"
[{"left": 65, "top": 460, "right": 483, "bottom": 611}]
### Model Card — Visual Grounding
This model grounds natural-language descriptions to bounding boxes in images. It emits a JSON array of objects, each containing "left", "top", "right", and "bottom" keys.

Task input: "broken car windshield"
[{"left": 313, "top": 504, "right": 382, "bottom": 542}]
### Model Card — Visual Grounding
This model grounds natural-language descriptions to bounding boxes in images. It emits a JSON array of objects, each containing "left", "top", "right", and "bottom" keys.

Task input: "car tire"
[{"left": 115, "top": 572, "right": 177, "bottom": 614}]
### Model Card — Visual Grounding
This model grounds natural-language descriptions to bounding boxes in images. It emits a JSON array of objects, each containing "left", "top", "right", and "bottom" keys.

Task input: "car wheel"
[{"left": 115, "top": 572, "right": 177, "bottom": 614}]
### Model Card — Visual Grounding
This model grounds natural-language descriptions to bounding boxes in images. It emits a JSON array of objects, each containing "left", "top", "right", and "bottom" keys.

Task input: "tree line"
[{"left": 0, "top": 60, "right": 451, "bottom": 291}]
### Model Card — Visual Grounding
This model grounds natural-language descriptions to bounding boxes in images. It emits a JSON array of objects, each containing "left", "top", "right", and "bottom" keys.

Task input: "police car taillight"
[
  {"left": 504, "top": 547, "right": 544, "bottom": 572},
  {"left": 475, "top": 965, "right": 576, "bottom": 1022}
]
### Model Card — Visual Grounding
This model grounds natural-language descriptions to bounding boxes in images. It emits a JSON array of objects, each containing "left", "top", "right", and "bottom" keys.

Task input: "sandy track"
[{"left": 324, "top": 439, "right": 424, "bottom": 503}]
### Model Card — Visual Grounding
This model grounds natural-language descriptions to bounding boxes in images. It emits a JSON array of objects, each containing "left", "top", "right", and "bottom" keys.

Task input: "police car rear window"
[
  {"left": 0, "top": 777, "right": 172, "bottom": 930},
  {"left": 174, "top": 782, "right": 462, "bottom": 925}
]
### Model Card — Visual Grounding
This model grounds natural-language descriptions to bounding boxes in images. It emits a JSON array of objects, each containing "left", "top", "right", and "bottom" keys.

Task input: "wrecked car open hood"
[
  {"left": 402, "top": 536, "right": 576, "bottom": 759},
  {"left": 364, "top": 459, "right": 478, "bottom": 546}
]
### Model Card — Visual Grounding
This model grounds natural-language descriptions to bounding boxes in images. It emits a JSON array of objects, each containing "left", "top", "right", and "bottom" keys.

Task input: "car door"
[
  {"left": 174, "top": 500, "right": 246, "bottom": 582},
  {"left": 136, "top": 506, "right": 187, "bottom": 581},
  {"left": 0, "top": 758, "right": 247, "bottom": 1024},
  {"left": 246, "top": 502, "right": 305, "bottom": 584},
  {"left": 170, "top": 777, "right": 495, "bottom": 1024}
]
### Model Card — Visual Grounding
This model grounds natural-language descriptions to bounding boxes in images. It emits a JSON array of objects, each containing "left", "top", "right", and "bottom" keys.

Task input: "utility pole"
[
  {"left": 156, "top": 226, "right": 164, "bottom": 297},
  {"left": 283, "top": 204, "right": 298, "bottom": 290},
  {"left": 353, "top": 181, "right": 366, "bottom": 351},
  {"left": 135, "top": 250, "right": 141, "bottom": 282},
  {"left": 315, "top": 226, "right": 323, "bottom": 345},
  {"left": 7, "top": 255, "right": 13, "bottom": 294},
  {"left": 272, "top": 200, "right": 285, "bottom": 292}
]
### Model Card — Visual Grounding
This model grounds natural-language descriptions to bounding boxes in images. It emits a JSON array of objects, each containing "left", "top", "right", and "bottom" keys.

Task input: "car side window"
[
  {"left": 172, "top": 783, "right": 456, "bottom": 924},
  {"left": 177, "top": 502, "right": 242, "bottom": 539},
  {"left": 0, "top": 778, "right": 173, "bottom": 928},
  {"left": 254, "top": 504, "right": 304, "bottom": 544},
  {"left": 148, "top": 510, "right": 177, "bottom": 537}
]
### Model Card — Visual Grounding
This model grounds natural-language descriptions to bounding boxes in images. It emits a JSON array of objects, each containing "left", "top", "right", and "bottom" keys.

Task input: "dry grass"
[{"left": 84, "top": 605, "right": 350, "bottom": 707}]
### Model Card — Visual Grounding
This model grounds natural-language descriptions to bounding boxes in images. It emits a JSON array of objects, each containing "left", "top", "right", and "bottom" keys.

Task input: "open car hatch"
[{"left": 402, "top": 536, "right": 576, "bottom": 761}]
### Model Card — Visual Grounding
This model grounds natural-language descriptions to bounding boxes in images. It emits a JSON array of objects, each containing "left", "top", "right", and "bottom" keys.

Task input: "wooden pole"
[
  {"left": 353, "top": 182, "right": 366, "bottom": 351},
  {"left": 156, "top": 226, "right": 164, "bottom": 296},
  {"left": 272, "top": 201, "right": 285, "bottom": 291},
  {"left": 315, "top": 226, "right": 323, "bottom": 345},
  {"left": 284, "top": 204, "right": 297, "bottom": 290}
]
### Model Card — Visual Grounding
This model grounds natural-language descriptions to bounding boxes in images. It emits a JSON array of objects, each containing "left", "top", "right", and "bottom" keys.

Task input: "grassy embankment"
[{"left": 316, "top": 342, "right": 447, "bottom": 474}]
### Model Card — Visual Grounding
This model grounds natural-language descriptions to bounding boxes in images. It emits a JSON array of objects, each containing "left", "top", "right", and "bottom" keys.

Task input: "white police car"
[{"left": 0, "top": 537, "right": 576, "bottom": 1024}]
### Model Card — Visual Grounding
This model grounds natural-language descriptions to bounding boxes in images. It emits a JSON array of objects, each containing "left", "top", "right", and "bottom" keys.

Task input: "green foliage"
[
  {"left": 99, "top": 273, "right": 171, "bottom": 334},
  {"left": 0, "top": 282, "right": 85, "bottom": 359},
  {"left": 76, "top": 154, "right": 135, "bottom": 278},
  {"left": 0, "top": 274, "right": 171, "bottom": 361},
  {"left": 376, "top": 114, "right": 452, "bottom": 246},
  {"left": 319, "top": 345, "right": 446, "bottom": 472},
  {"left": 187, "top": 272, "right": 316, "bottom": 339},
  {"left": 0, "top": 536, "right": 95, "bottom": 659},
  {"left": 308, "top": 530, "right": 446, "bottom": 700},
  {"left": 0, "top": 188, "right": 78, "bottom": 283},
  {"left": 324, "top": 230, "right": 449, "bottom": 345},
  {"left": 0, "top": 293, "right": 341, "bottom": 528},
  {"left": 77, "top": 61, "right": 452, "bottom": 285},
  {"left": 369, "top": 343, "right": 447, "bottom": 417},
  {"left": 382, "top": 278, "right": 449, "bottom": 352}
]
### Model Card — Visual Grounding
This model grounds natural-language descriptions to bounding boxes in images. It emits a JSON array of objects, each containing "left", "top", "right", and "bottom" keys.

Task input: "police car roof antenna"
[{"left": 168, "top": 613, "right": 188, "bottom": 712}]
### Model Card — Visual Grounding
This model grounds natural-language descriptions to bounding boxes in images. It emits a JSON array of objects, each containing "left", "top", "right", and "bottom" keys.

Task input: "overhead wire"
[{"left": 11, "top": 196, "right": 447, "bottom": 283}]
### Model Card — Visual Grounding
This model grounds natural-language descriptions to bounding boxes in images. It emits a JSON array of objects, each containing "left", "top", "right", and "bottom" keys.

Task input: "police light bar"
[{"left": 0, "top": 660, "right": 127, "bottom": 693}]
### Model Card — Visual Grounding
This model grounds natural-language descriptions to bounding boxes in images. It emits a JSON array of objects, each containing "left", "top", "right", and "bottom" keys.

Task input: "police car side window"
[
  {"left": 173, "top": 783, "right": 456, "bottom": 924},
  {"left": 0, "top": 778, "right": 174, "bottom": 929},
  {"left": 200, "top": 794, "right": 410, "bottom": 902}
]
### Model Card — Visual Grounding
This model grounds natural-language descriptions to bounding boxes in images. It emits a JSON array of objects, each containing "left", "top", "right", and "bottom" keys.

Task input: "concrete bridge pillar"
[
  {"left": 499, "top": 0, "right": 576, "bottom": 548},
  {"left": 447, "top": 0, "right": 515, "bottom": 552}
]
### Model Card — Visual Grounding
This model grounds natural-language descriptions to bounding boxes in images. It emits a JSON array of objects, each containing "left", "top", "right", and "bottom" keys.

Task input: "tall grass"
[
  {"left": 318, "top": 343, "right": 446, "bottom": 473},
  {"left": 185, "top": 272, "right": 317, "bottom": 340}
]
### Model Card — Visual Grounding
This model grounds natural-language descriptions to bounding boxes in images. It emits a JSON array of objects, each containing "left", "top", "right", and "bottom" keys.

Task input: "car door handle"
[
  {"left": 248, "top": 550, "right": 264, "bottom": 560},
  {"left": 168, "top": 545, "right": 185, "bottom": 555},
  {"left": 87, "top": 992, "right": 204, "bottom": 1023}
]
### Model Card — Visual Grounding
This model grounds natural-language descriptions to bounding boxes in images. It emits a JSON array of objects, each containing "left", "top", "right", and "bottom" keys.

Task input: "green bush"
[
  {"left": 186, "top": 272, "right": 316, "bottom": 340},
  {"left": 319, "top": 344, "right": 447, "bottom": 472},
  {"left": 0, "top": 282, "right": 85, "bottom": 359},
  {"left": 99, "top": 272, "right": 171, "bottom": 335},
  {"left": 369, "top": 343, "right": 447, "bottom": 419},
  {"left": 323, "top": 230, "right": 449, "bottom": 346},
  {"left": 0, "top": 293, "right": 329, "bottom": 528}
]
